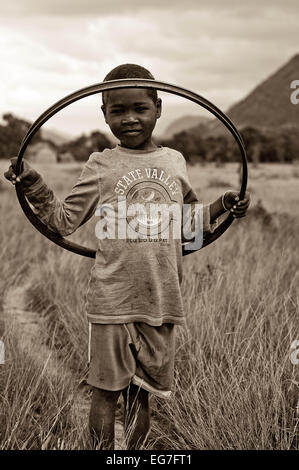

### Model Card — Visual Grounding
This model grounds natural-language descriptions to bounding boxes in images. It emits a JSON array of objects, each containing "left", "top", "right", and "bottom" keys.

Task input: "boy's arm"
[
  {"left": 23, "top": 153, "right": 100, "bottom": 237},
  {"left": 210, "top": 191, "right": 251, "bottom": 221},
  {"left": 209, "top": 196, "right": 227, "bottom": 223},
  {"left": 179, "top": 155, "right": 218, "bottom": 242},
  {"left": 182, "top": 186, "right": 218, "bottom": 243}
]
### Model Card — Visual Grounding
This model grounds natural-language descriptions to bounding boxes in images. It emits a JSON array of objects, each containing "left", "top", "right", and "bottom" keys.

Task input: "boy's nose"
[{"left": 121, "top": 115, "right": 138, "bottom": 125}]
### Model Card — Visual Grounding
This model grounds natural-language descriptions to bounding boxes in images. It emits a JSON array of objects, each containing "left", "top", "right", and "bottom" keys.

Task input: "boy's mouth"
[{"left": 122, "top": 129, "right": 142, "bottom": 136}]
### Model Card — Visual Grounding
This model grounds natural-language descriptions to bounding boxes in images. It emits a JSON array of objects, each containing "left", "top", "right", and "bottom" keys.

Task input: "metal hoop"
[{"left": 15, "top": 78, "right": 248, "bottom": 258}]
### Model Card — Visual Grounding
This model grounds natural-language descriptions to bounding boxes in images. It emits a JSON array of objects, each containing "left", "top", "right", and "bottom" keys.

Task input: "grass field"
[{"left": 0, "top": 160, "right": 298, "bottom": 449}]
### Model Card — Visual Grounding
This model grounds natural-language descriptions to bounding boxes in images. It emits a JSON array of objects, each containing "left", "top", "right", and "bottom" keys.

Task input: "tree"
[
  {"left": 0, "top": 113, "right": 42, "bottom": 158},
  {"left": 58, "top": 131, "right": 112, "bottom": 161},
  {"left": 158, "top": 130, "right": 206, "bottom": 163}
]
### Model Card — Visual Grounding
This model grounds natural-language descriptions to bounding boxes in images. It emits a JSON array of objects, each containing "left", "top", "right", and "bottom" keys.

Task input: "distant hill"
[
  {"left": 42, "top": 127, "right": 72, "bottom": 145},
  {"left": 205, "top": 53, "right": 299, "bottom": 136},
  {"left": 163, "top": 114, "right": 210, "bottom": 138}
]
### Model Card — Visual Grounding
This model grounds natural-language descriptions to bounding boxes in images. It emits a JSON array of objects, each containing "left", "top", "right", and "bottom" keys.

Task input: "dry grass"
[{"left": 0, "top": 160, "right": 298, "bottom": 449}]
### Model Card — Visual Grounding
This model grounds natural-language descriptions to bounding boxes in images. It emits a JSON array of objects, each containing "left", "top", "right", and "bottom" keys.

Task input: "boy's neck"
[{"left": 120, "top": 138, "right": 158, "bottom": 152}]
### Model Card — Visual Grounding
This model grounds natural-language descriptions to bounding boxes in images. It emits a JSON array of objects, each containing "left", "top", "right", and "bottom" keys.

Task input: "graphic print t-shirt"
[{"left": 24, "top": 145, "right": 218, "bottom": 326}]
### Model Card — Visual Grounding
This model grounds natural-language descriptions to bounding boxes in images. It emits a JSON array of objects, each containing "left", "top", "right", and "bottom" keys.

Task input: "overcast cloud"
[{"left": 1, "top": 0, "right": 298, "bottom": 137}]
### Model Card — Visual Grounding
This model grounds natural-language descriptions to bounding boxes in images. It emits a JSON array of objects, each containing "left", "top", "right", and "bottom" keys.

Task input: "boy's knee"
[
  {"left": 91, "top": 387, "right": 121, "bottom": 408},
  {"left": 89, "top": 388, "right": 121, "bottom": 443},
  {"left": 122, "top": 384, "right": 149, "bottom": 414},
  {"left": 133, "top": 384, "right": 149, "bottom": 403},
  {"left": 89, "top": 387, "right": 121, "bottom": 427}
]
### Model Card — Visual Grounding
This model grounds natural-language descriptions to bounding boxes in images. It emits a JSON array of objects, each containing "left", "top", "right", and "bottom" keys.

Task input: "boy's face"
[{"left": 101, "top": 88, "right": 162, "bottom": 151}]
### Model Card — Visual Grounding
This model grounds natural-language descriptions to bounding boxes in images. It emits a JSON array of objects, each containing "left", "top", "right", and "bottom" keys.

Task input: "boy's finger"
[
  {"left": 232, "top": 205, "right": 248, "bottom": 213},
  {"left": 10, "top": 157, "right": 26, "bottom": 173},
  {"left": 236, "top": 199, "right": 250, "bottom": 207},
  {"left": 17, "top": 169, "right": 32, "bottom": 180},
  {"left": 4, "top": 168, "right": 15, "bottom": 180},
  {"left": 232, "top": 211, "right": 247, "bottom": 218},
  {"left": 232, "top": 201, "right": 249, "bottom": 209},
  {"left": 231, "top": 206, "right": 249, "bottom": 214},
  {"left": 10, "top": 157, "right": 18, "bottom": 169}
]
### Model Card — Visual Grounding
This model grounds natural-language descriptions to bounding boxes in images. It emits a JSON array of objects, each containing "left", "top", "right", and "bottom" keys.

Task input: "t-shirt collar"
[{"left": 115, "top": 144, "right": 165, "bottom": 156}]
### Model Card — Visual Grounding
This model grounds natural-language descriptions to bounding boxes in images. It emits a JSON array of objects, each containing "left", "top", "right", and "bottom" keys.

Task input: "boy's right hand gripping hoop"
[{"left": 14, "top": 79, "right": 248, "bottom": 258}]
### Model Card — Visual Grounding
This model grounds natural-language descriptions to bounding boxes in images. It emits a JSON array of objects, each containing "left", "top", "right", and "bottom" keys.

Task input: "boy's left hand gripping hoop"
[{"left": 15, "top": 78, "right": 248, "bottom": 258}]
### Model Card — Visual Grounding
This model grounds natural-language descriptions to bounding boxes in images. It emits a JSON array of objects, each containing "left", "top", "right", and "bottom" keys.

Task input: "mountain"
[
  {"left": 42, "top": 127, "right": 72, "bottom": 145},
  {"left": 206, "top": 53, "right": 299, "bottom": 136},
  {"left": 163, "top": 114, "right": 210, "bottom": 138}
]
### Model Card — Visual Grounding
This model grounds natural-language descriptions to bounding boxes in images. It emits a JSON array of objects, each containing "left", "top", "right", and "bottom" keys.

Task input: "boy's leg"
[
  {"left": 89, "top": 387, "right": 121, "bottom": 449},
  {"left": 122, "top": 383, "right": 150, "bottom": 450}
]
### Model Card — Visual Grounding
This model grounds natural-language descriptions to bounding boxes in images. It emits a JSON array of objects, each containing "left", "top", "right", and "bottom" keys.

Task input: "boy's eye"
[{"left": 109, "top": 106, "right": 148, "bottom": 115}]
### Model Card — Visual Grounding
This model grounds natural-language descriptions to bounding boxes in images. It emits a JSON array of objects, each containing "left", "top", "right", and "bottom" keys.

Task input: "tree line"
[
  {"left": 0, "top": 113, "right": 112, "bottom": 161},
  {"left": 158, "top": 125, "right": 299, "bottom": 164},
  {"left": 1, "top": 113, "right": 298, "bottom": 164}
]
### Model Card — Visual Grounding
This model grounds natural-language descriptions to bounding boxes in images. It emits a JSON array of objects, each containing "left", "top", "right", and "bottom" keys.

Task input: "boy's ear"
[
  {"left": 101, "top": 105, "right": 107, "bottom": 123},
  {"left": 156, "top": 98, "right": 162, "bottom": 119}
]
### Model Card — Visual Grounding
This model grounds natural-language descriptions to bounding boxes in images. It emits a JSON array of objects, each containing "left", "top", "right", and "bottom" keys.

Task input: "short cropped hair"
[{"left": 102, "top": 64, "right": 158, "bottom": 106}]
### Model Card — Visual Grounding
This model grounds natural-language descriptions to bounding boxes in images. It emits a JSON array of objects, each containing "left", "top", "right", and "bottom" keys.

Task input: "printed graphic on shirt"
[
  {"left": 96, "top": 167, "right": 182, "bottom": 242},
  {"left": 126, "top": 181, "right": 177, "bottom": 237},
  {"left": 114, "top": 167, "right": 180, "bottom": 197}
]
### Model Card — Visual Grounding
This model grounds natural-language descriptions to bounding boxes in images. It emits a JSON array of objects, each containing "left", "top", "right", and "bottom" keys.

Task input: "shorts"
[{"left": 87, "top": 322, "right": 176, "bottom": 399}]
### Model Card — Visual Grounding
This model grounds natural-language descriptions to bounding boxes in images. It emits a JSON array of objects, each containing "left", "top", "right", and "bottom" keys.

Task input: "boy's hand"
[
  {"left": 223, "top": 190, "right": 250, "bottom": 218},
  {"left": 4, "top": 157, "right": 41, "bottom": 187}
]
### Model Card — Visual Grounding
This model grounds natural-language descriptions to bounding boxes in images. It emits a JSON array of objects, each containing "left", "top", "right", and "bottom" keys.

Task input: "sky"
[{"left": 1, "top": 0, "right": 298, "bottom": 138}]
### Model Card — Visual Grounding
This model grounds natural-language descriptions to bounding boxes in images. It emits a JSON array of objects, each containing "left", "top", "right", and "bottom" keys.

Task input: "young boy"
[{"left": 4, "top": 64, "right": 250, "bottom": 450}]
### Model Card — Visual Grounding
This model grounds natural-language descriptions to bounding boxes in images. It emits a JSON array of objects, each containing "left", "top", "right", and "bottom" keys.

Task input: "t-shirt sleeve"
[
  {"left": 179, "top": 156, "right": 218, "bottom": 243},
  {"left": 22, "top": 153, "right": 100, "bottom": 237},
  {"left": 182, "top": 187, "right": 218, "bottom": 240}
]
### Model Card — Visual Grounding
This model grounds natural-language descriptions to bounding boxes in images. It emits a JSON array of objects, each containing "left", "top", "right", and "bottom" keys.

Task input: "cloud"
[
  {"left": 1, "top": 2, "right": 298, "bottom": 136},
  {"left": 0, "top": 0, "right": 298, "bottom": 17}
]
